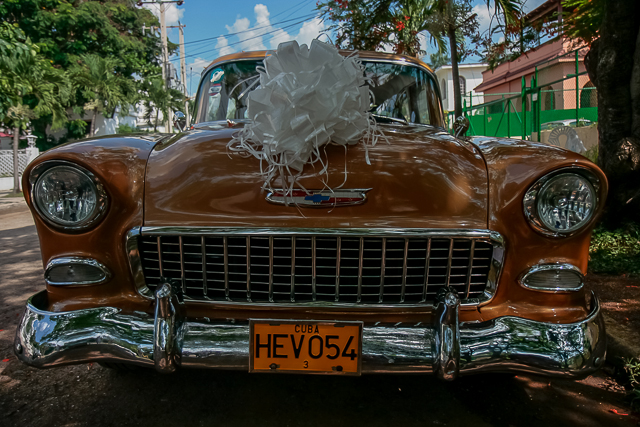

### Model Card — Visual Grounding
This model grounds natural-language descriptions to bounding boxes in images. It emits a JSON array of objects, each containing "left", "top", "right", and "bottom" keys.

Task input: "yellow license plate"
[{"left": 249, "top": 320, "right": 363, "bottom": 375}]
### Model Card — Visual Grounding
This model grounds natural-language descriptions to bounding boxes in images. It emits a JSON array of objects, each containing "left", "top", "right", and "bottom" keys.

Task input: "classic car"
[{"left": 14, "top": 49, "right": 607, "bottom": 380}]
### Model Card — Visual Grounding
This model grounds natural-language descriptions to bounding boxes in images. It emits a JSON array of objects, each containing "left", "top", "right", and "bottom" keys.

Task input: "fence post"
[
  {"left": 521, "top": 76, "right": 527, "bottom": 140},
  {"left": 575, "top": 50, "right": 580, "bottom": 123},
  {"left": 483, "top": 105, "right": 487, "bottom": 136},
  {"left": 535, "top": 68, "right": 541, "bottom": 140},
  {"left": 507, "top": 99, "right": 511, "bottom": 138}
]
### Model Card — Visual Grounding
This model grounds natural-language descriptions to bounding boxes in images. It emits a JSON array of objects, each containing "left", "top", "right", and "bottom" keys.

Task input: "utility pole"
[
  {"left": 178, "top": 22, "right": 190, "bottom": 126},
  {"left": 137, "top": 0, "right": 184, "bottom": 133}
]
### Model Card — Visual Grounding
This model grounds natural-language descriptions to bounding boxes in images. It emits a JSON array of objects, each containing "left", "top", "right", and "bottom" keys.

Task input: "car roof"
[{"left": 202, "top": 49, "right": 434, "bottom": 76}]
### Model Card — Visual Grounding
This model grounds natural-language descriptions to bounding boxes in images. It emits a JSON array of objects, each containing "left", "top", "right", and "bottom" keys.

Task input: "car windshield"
[{"left": 194, "top": 59, "right": 444, "bottom": 127}]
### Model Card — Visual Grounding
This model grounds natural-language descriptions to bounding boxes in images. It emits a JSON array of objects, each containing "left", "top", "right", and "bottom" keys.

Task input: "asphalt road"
[{"left": 0, "top": 201, "right": 635, "bottom": 427}]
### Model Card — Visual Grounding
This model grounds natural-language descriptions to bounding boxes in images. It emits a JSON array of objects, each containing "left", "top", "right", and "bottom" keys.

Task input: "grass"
[
  {"left": 1, "top": 191, "right": 23, "bottom": 198},
  {"left": 624, "top": 358, "right": 640, "bottom": 411},
  {"left": 589, "top": 224, "right": 640, "bottom": 276}
]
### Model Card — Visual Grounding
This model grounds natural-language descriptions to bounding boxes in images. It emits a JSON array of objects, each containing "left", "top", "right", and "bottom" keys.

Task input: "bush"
[
  {"left": 116, "top": 123, "right": 137, "bottom": 134},
  {"left": 589, "top": 224, "right": 640, "bottom": 276},
  {"left": 624, "top": 358, "right": 640, "bottom": 411}
]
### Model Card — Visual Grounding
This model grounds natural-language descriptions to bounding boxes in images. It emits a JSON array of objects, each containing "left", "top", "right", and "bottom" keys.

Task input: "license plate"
[{"left": 249, "top": 320, "right": 363, "bottom": 375}]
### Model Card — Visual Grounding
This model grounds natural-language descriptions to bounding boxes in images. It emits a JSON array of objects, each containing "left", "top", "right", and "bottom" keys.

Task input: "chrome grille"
[{"left": 136, "top": 229, "right": 499, "bottom": 306}]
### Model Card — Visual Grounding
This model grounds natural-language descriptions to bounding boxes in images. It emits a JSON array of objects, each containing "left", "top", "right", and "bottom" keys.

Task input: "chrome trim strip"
[
  {"left": 44, "top": 257, "right": 111, "bottom": 286},
  {"left": 141, "top": 227, "right": 501, "bottom": 239},
  {"left": 268, "top": 236, "right": 274, "bottom": 303},
  {"left": 246, "top": 236, "right": 251, "bottom": 301},
  {"left": 422, "top": 238, "right": 431, "bottom": 302},
  {"left": 379, "top": 237, "right": 386, "bottom": 303},
  {"left": 335, "top": 236, "right": 341, "bottom": 302},
  {"left": 125, "top": 228, "right": 150, "bottom": 298},
  {"left": 130, "top": 227, "right": 506, "bottom": 308},
  {"left": 445, "top": 239, "right": 454, "bottom": 288},
  {"left": 15, "top": 290, "right": 606, "bottom": 378},
  {"left": 401, "top": 238, "right": 408, "bottom": 303},
  {"left": 29, "top": 160, "right": 109, "bottom": 232},
  {"left": 223, "top": 236, "right": 229, "bottom": 300},
  {"left": 157, "top": 236, "right": 164, "bottom": 277},
  {"left": 523, "top": 166, "right": 601, "bottom": 238},
  {"left": 201, "top": 236, "right": 208, "bottom": 297},
  {"left": 178, "top": 236, "right": 186, "bottom": 293},
  {"left": 290, "top": 237, "right": 296, "bottom": 302},
  {"left": 519, "top": 263, "right": 584, "bottom": 293},
  {"left": 357, "top": 237, "right": 364, "bottom": 303},
  {"left": 312, "top": 236, "right": 317, "bottom": 302},
  {"left": 465, "top": 240, "right": 475, "bottom": 299}
]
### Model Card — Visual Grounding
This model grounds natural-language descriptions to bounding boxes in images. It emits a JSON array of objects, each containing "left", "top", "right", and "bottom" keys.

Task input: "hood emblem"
[{"left": 266, "top": 189, "right": 371, "bottom": 207}]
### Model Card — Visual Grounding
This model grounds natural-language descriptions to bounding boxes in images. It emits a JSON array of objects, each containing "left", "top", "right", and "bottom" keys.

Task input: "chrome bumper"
[{"left": 14, "top": 287, "right": 606, "bottom": 380}]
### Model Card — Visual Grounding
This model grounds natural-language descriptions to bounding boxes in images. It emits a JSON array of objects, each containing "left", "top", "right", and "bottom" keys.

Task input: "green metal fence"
[{"left": 447, "top": 47, "right": 596, "bottom": 140}]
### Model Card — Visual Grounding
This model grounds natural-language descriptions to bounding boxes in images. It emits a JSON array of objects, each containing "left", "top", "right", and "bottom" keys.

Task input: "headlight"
[
  {"left": 524, "top": 169, "right": 599, "bottom": 237},
  {"left": 31, "top": 162, "right": 108, "bottom": 230}
]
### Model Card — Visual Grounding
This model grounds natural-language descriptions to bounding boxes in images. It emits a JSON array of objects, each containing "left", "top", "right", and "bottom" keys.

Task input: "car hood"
[{"left": 143, "top": 123, "right": 488, "bottom": 229}]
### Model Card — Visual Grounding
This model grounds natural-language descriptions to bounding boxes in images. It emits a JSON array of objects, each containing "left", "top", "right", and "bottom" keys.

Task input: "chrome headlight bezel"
[
  {"left": 523, "top": 167, "right": 600, "bottom": 238},
  {"left": 29, "top": 160, "right": 109, "bottom": 232}
]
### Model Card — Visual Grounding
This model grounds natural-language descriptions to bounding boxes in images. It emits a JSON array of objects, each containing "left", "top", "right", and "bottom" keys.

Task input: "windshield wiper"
[{"left": 371, "top": 114, "right": 409, "bottom": 125}]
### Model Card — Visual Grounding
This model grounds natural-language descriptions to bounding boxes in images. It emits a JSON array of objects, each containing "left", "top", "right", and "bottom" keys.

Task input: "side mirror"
[
  {"left": 453, "top": 116, "right": 470, "bottom": 138},
  {"left": 173, "top": 111, "right": 186, "bottom": 132}
]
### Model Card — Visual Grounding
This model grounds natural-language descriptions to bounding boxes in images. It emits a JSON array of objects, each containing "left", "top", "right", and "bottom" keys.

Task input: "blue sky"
[{"left": 142, "top": 0, "right": 547, "bottom": 95}]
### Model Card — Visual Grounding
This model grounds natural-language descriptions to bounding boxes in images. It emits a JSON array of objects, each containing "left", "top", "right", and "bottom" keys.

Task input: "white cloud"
[
  {"left": 294, "top": 17, "right": 326, "bottom": 47},
  {"left": 269, "top": 28, "right": 292, "bottom": 50},
  {"left": 218, "top": 4, "right": 326, "bottom": 54},
  {"left": 143, "top": 3, "right": 184, "bottom": 26},
  {"left": 215, "top": 36, "right": 234, "bottom": 56},
  {"left": 473, "top": 3, "right": 495, "bottom": 35}
]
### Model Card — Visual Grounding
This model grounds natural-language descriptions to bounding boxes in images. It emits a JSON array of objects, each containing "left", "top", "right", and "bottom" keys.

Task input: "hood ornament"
[{"left": 266, "top": 189, "right": 372, "bottom": 207}]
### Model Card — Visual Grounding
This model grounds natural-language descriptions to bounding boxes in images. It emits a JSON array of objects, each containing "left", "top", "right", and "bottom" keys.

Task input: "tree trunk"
[
  {"left": 448, "top": 25, "right": 462, "bottom": 118},
  {"left": 154, "top": 108, "right": 159, "bottom": 132},
  {"left": 12, "top": 126, "right": 20, "bottom": 194},
  {"left": 90, "top": 108, "right": 97, "bottom": 137},
  {"left": 587, "top": 0, "right": 640, "bottom": 226}
]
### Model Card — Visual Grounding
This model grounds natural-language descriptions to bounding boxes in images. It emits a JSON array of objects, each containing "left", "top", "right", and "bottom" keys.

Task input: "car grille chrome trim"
[{"left": 128, "top": 227, "right": 505, "bottom": 308}]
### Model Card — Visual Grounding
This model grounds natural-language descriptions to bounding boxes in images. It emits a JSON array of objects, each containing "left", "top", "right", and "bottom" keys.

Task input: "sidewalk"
[{"left": 0, "top": 190, "right": 27, "bottom": 212}]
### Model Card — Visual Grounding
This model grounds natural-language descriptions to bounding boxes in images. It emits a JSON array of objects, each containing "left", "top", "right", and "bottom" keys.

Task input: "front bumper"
[{"left": 14, "top": 287, "right": 606, "bottom": 380}]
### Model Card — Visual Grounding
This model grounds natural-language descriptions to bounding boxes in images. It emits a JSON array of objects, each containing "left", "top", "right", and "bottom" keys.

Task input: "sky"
[{"left": 142, "top": 0, "right": 548, "bottom": 95}]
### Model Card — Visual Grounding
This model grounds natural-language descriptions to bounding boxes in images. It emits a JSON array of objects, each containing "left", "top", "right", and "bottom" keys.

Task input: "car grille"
[{"left": 137, "top": 231, "right": 497, "bottom": 306}]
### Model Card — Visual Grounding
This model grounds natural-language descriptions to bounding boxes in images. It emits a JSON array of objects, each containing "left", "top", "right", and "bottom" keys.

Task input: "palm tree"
[
  {"left": 433, "top": 0, "right": 521, "bottom": 117},
  {"left": 71, "top": 54, "right": 134, "bottom": 137}
]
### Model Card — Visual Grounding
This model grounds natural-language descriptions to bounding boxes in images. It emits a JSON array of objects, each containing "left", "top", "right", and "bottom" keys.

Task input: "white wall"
[{"left": 435, "top": 64, "right": 487, "bottom": 112}]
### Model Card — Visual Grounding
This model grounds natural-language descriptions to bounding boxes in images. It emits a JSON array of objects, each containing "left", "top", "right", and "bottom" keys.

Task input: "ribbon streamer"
[{"left": 228, "top": 39, "right": 385, "bottom": 195}]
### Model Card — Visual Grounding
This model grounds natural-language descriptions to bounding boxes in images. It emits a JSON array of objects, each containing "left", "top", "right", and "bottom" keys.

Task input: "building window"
[
  {"left": 441, "top": 79, "right": 447, "bottom": 99},
  {"left": 459, "top": 76, "right": 466, "bottom": 96}
]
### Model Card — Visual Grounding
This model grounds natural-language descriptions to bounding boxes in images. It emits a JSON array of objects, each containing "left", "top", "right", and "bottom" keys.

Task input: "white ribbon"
[{"left": 228, "top": 39, "right": 385, "bottom": 194}]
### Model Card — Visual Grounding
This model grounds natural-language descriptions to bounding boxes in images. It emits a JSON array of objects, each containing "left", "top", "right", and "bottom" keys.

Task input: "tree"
[
  {"left": 432, "top": 0, "right": 521, "bottom": 117},
  {"left": 319, "top": 0, "right": 446, "bottom": 57},
  {"left": 319, "top": 0, "right": 521, "bottom": 117},
  {"left": 0, "top": 23, "right": 70, "bottom": 194},
  {"left": 561, "top": 0, "right": 640, "bottom": 225},
  {"left": 70, "top": 54, "right": 135, "bottom": 137},
  {"left": 427, "top": 51, "right": 450, "bottom": 70},
  {"left": 0, "top": 0, "right": 165, "bottom": 146},
  {"left": 142, "top": 77, "right": 185, "bottom": 132}
]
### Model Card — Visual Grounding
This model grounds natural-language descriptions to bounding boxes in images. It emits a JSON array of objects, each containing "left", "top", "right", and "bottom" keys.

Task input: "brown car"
[{"left": 14, "top": 50, "right": 607, "bottom": 380}]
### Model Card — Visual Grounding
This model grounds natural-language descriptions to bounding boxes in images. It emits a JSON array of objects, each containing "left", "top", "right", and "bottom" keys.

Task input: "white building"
[{"left": 434, "top": 63, "right": 487, "bottom": 112}]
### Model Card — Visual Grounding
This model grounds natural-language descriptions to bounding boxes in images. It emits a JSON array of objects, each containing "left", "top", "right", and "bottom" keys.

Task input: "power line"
[
  {"left": 174, "top": 15, "right": 318, "bottom": 62},
  {"left": 182, "top": 12, "right": 317, "bottom": 47}
]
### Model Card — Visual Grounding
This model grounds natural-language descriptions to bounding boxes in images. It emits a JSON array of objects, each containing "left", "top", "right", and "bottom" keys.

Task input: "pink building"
[{"left": 474, "top": 0, "right": 596, "bottom": 114}]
